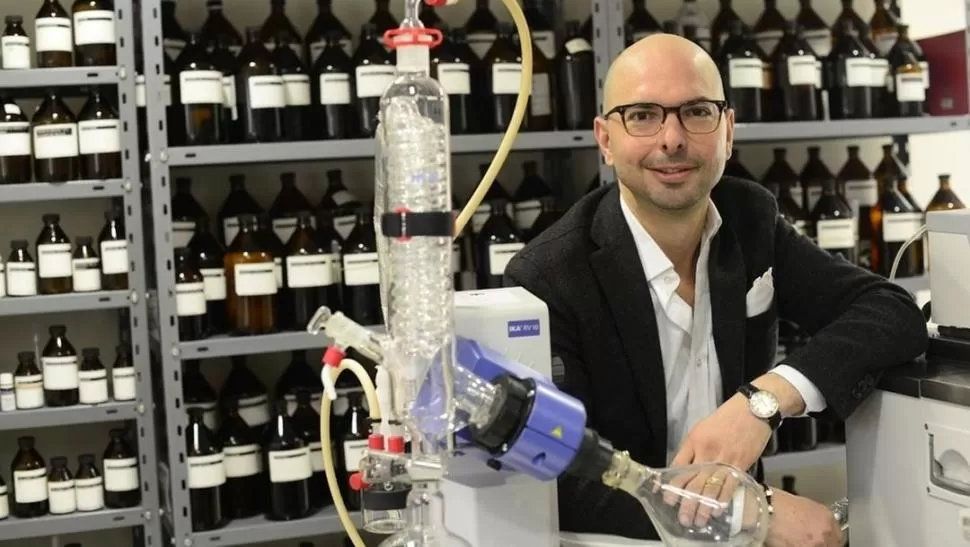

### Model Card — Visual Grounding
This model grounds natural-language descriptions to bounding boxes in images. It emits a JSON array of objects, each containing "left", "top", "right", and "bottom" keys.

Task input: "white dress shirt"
[{"left": 618, "top": 194, "right": 827, "bottom": 464}]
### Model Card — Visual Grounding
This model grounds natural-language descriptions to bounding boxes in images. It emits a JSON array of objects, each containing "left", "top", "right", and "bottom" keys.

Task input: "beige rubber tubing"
[{"left": 321, "top": 0, "right": 534, "bottom": 543}]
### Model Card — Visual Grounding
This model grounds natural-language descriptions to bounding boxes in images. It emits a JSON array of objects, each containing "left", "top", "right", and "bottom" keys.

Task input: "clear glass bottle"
[
  {"left": 13, "top": 351, "right": 43, "bottom": 410},
  {"left": 42, "top": 324, "right": 78, "bottom": 407},
  {"left": 111, "top": 343, "right": 135, "bottom": 402},
  {"left": 0, "top": 95, "right": 31, "bottom": 184},
  {"left": 78, "top": 347, "right": 108, "bottom": 405},
  {"left": 77, "top": 87, "right": 122, "bottom": 180},
  {"left": 72, "top": 236, "right": 101, "bottom": 293},
  {"left": 47, "top": 456, "right": 76, "bottom": 515},
  {"left": 2, "top": 16, "right": 32, "bottom": 70},
  {"left": 102, "top": 428, "right": 141, "bottom": 508},
  {"left": 99, "top": 207, "right": 128, "bottom": 290},
  {"left": 71, "top": 0, "right": 116, "bottom": 66},
  {"left": 6, "top": 240, "right": 36, "bottom": 297},
  {"left": 11, "top": 436, "right": 48, "bottom": 518},
  {"left": 35, "top": 0, "right": 73, "bottom": 68},
  {"left": 74, "top": 454, "right": 103, "bottom": 512}
]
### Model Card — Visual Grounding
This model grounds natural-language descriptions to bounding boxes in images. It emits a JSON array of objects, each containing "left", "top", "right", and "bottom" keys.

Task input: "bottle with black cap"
[
  {"left": 172, "top": 177, "right": 207, "bottom": 248},
  {"left": 219, "top": 357, "right": 270, "bottom": 431},
  {"left": 218, "top": 174, "right": 264, "bottom": 247},
  {"left": 476, "top": 197, "right": 525, "bottom": 289},
  {"left": 103, "top": 428, "right": 140, "bottom": 508},
  {"left": 78, "top": 347, "right": 108, "bottom": 405},
  {"left": 225, "top": 214, "right": 277, "bottom": 335},
  {"left": 175, "top": 247, "right": 208, "bottom": 342},
  {"left": 42, "top": 324, "right": 78, "bottom": 407},
  {"left": 11, "top": 435, "right": 48, "bottom": 518},
  {"left": 2, "top": 16, "right": 31, "bottom": 70},
  {"left": 0, "top": 94, "right": 31, "bottom": 183},
  {"left": 13, "top": 351, "right": 43, "bottom": 410},
  {"left": 111, "top": 343, "right": 136, "bottom": 402},
  {"left": 172, "top": 32, "right": 225, "bottom": 146},
  {"left": 352, "top": 23, "right": 394, "bottom": 137},
  {"left": 291, "top": 388, "right": 330, "bottom": 509},
  {"left": 235, "top": 26, "right": 285, "bottom": 143},
  {"left": 6, "top": 240, "right": 36, "bottom": 297},
  {"left": 74, "top": 453, "right": 104, "bottom": 512},
  {"left": 36, "top": 213, "right": 73, "bottom": 294},
  {"left": 188, "top": 218, "right": 228, "bottom": 335},
  {"left": 186, "top": 407, "right": 227, "bottom": 532},
  {"left": 71, "top": 236, "right": 101, "bottom": 293},
  {"left": 263, "top": 399, "right": 312, "bottom": 520},
  {"left": 47, "top": 456, "right": 75, "bottom": 515},
  {"left": 311, "top": 31, "right": 354, "bottom": 140},
  {"left": 284, "top": 211, "right": 340, "bottom": 331},
  {"left": 218, "top": 396, "right": 264, "bottom": 519},
  {"left": 99, "top": 207, "right": 129, "bottom": 290},
  {"left": 342, "top": 204, "right": 381, "bottom": 326}
]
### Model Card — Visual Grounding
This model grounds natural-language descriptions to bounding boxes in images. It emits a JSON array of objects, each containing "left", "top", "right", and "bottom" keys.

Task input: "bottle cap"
[
  {"left": 51, "top": 456, "right": 67, "bottom": 468},
  {"left": 280, "top": 172, "right": 296, "bottom": 186},
  {"left": 326, "top": 169, "right": 342, "bottom": 183},
  {"left": 297, "top": 210, "right": 314, "bottom": 224},
  {"left": 229, "top": 174, "right": 245, "bottom": 188},
  {"left": 104, "top": 208, "right": 121, "bottom": 221},
  {"left": 0, "top": 373, "right": 13, "bottom": 387},
  {"left": 78, "top": 453, "right": 95, "bottom": 464},
  {"left": 49, "top": 324, "right": 67, "bottom": 336},
  {"left": 5, "top": 15, "right": 22, "bottom": 25},
  {"left": 17, "top": 436, "right": 34, "bottom": 448},
  {"left": 175, "top": 177, "right": 191, "bottom": 192},
  {"left": 16, "top": 350, "right": 33, "bottom": 362},
  {"left": 11, "top": 239, "right": 27, "bottom": 248},
  {"left": 109, "top": 428, "right": 126, "bottom": 439},
  {"left": 116, "top": 343, "right": 130, "bottom": 356},
  {"left": 76, "top": 236, "right": 93, "bottom": 246},
  {"left": 245, "top": 27, "right": 261, "bottom": 42},
  {"left": 82, "top": 347, "right": 100, "bottom": 359},
  {"left": 174, "top": 247, "right": 192, "bottom": 259},
  {"left": 42, "top": 213, "right": 60, "bottom": 224}
]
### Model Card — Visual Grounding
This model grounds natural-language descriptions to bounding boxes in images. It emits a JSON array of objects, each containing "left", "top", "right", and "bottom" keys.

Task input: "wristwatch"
[{"left": 737, "top": 383, "right": 783, "bottom": 431}]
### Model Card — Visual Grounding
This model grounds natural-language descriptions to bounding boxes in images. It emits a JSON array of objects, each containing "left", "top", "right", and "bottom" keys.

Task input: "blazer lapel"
[
  {"left": 589, "top": 187, "right": 668, "bottom": 461},
  {"left": 708, "top": 225, "right": 746, "bottom": 402}
]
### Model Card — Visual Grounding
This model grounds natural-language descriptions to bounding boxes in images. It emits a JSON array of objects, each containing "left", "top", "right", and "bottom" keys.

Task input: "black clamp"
[{"left": 381, "top": 210, "right": 453, "bottom": 240}]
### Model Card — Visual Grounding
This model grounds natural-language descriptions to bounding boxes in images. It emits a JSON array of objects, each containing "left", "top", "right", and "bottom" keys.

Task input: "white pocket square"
[{"left": 746, "top": 267, "right": 774, "bottom": 318}]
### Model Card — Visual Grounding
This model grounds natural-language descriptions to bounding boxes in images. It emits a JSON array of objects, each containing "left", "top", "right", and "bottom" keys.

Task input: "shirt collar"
[{"left": 619, "top": 192, "right": 723, "bottom": 284}]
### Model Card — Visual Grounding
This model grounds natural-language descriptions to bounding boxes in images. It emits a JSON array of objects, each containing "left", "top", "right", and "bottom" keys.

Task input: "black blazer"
[{"left": 504, "top": 177, "right": 928, "bottom": 540}]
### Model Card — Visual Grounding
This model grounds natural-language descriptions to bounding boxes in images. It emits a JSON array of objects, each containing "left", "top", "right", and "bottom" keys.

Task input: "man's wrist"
[{"left": 751, "top": 372, "right": 806, "bottom": 417}]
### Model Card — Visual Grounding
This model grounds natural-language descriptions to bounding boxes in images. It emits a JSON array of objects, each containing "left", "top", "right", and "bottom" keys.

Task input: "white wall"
[{"left": 0, "top": 0, "right": 964, "bottom": 546}]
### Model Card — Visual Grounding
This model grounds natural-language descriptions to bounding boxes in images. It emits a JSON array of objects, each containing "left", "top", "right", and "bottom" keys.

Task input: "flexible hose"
[
  {"left": 320, "top": 358, "right": 382, "bottom": 547},
  {"left": 453, "top": 0, "right": 533, "bottom": 238},
  {"left": 888, "top": 223, "right": 928, "bottom": 281}
]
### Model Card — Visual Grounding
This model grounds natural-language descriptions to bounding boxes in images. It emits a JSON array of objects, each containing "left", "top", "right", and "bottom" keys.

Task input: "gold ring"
[{"left": 705, "top": 475, "right": 723, "bottom": 487}]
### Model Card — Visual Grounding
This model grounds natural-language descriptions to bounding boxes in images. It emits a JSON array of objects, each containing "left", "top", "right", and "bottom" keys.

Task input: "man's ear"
[
  {"left": 594, "top": 117, "right": 613, "bottom": 166},
  {"left": 723, "top": 107, "right": 735, "bottom": 156}
]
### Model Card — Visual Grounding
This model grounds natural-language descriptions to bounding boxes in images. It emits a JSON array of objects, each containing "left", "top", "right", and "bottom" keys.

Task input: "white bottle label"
[
  {"left": 223, "top": 216, "right": 240, "bottom": 246},
  {"left": 187, "top": 452, "right": 226, "bottom": 489},
  {"left": 48, "top": 479, "right": 76, "bottom": 514},
  {"left": 844, "top": 179, "right": 878, "bottom": 207},
  {"left": 919, "top": 61, "right": 930, "bottom": 89},
  {"left": 896, "top": 73, "right": 926, "bottom": 103},
  {"left": 269, "top": 447, "right": 312, "bottom": 483},
  {"left": 870, "top": 58, "right": 890, "bottom": 89},
  {"left": 272, "top": 217, "right": 298, "bottom": 244},
  {"left": 436, "top": 63, "right": 471, "bottom": 95},
  {"left": 222, "top": 76, "right": 238, "bottom": 121},
  {"left": 282, "top": 74, "right": 311, "bottom": 106},
  {"left": 319, "top": 73, "right": 351, "bottom": 105},
  {"left": 334, "top": 215, "right": 356, "bottom": 240},
  {"left": 111, "top": 368, "right": 136, "bottom": 401},
  {"left": 7, "top": 262, "right": 37, "bottom": 296},
  {"left": 343, "top": 439, "right": 368, "bottom": 472},
  {"left": 103, "top": 457, "right": 139, "bottom": 492},
  {"left": 1, "top": 36, "right": 30, "bottom": 69},
  {"left": 74, "top": 476, "right": 104, "bottom": 511},
  {"left": 224, "top": 444, "right": 262, "bottom": 478},
  {"left": 343, "top": 253, "right": 379, "bottom": 286},
  {"left": 0, "top": 390, "right": 14, "bottom": 411},
  {"left": 531, "top": 74, "right": 552, "bottom": 116},
  {"left": 755, "top": 30, "right": 784, "bottom": 57},
  {"left": 73, "top": 10, "right": 115, "bottom": 46},
  {"left": 234, "top": 262, "right": 278, "bottom": 296},
  {"left": 14, "top": 468, "right": 48, "bottom": 503},
  {"left": 79, "top": 369, "right": 108, "bottom": 404},
  {"left": 199, "top": 268, "right": 226, "bottom": 301},
  {"left": 100, "top": 240, "right": 128, "bottom": 274},
  {"left": 287, "top": 253, "right": 338, "bottom": 288},
  {"left": 238, "top": 394, "right": 270, "bottom": 427},
  {"left": 488, "top": 242, "right": 525, "bottom": 276},
  {"left": 787, "top": 55, "right": 818, "bottom": 87},
  {"left": 565, "top": 38, "right": 592, "bottom": 55},
  {"left": 78, "top": 120, "right": 121, "bottom": 155},
  {"left": 0, "top": 486, "right": 7, "bottom": 518},
  {"left": 176, "top": 281, "right": 206, "bottom": 316},
  {"left": 180, "top": 70, "right": 224, "bottom": 105},
  {"left": 729, "top": 58, "right": 764, "bottom": 89},
  {"left": 816, "top": 218, "right": 856, "bottom": 249},
  {"left": 14, "top": 374, "right": 43, "bottom": 409},
  {"left": 309, "top": 441, "right": 324, "bottom": 473},
  {"left": 0, "top": 121, "right": 31, "bottom": 157},
  {"left": 472, "top": 204, "right": 491, "bottom": 234},
  {"left": 171, "top": 221, "right": 196, "bottom": 249},
  {"left": 883, "top": 212, "right": 923, "bottom": 242},
  {"left": 466, "top": 32, "right": 496, "bottom": 59},
  {"left": 73, "top": 259, "right": 102, "bottom": 296},
  {"left": 532, "top": 30, "right": 556, "bottom": 60},
  {"left": 355, "top": 65, "right": 395, "bottom": 98},
  {"left": 35, "top": 17, "right": 72, "bottom": 53},
  {"left": 492, "top": 63, "right": 522, "bottom": 95},
  {"left": 38, "top": 243, "right": 72, "bottom": 278},
  {"left": 43, "top": 355, "right": 79, "bottom": 390},
  {"left": 247, "top": 75, "right": 286, "bottom": 109},
  {"left": 802, "top": 29, "right": 831, "bottom": 58},
  {"left": 33, "top": 123, "right": 78, "bottom": 160},
  {"left": 845, "top": 58, "right": 870, "bottom": 88},
  {"left": 514, "top": 200, "right": 542, "bottom": 232}
]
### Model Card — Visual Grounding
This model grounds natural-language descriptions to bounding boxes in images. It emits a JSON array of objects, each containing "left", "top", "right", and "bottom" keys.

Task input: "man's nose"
[{"left": 659, "top": 111, "right": 687, "bottom": 153}]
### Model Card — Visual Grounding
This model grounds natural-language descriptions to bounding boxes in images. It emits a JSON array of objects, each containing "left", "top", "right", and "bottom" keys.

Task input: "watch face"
[{"left": 750, "top": 391, "right": 779, "bottom": 418}]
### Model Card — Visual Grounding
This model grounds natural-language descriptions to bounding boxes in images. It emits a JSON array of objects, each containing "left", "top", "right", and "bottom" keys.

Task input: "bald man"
[{"left": 505, "top": 35, "right": 926, "bottom": 544}]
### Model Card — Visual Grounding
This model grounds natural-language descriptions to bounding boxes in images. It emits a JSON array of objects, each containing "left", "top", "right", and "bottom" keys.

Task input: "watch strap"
[
  {"left": 762, "top": 483, "right": 775, "bottom": 516},
  {"left": 737, "top": 383, "right": 759, "bottom": 399}
]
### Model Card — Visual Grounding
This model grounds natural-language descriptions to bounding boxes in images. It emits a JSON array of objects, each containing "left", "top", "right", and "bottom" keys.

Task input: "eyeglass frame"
[{"left": 601, "top": 99, "right": 729, "bottom": 136}]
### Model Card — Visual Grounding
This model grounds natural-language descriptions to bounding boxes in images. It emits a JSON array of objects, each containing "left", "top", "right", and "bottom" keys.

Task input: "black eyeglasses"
[{"left": 603, "top": 100, "right": 728, "bottom": 137}]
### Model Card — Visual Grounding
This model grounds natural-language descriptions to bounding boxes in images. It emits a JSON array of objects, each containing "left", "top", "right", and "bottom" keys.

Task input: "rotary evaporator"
[{"left": 304, "top": 1, "right": 841, "bottom": 545}]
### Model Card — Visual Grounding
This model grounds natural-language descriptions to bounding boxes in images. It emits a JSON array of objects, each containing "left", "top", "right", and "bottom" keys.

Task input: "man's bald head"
[{"left": 602, "top": 34, "right": 724, "bottom": 112}]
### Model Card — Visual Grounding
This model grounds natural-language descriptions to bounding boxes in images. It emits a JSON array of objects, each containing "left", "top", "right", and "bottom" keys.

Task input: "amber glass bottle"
[
  {"left": 483, "top": 23, "right": 523, "bottom": 133},
  {"left": 837, "top": 145, "right": 876, "bottom": 270},
  {"left": 35, "top": 0, "right": 73, "bottom": 68},
  {"left": 717, "top": 21, "right": 764, "bottom": 124},
  {"left": 72, "top": 0, "right": 117, "bottom": 66},
  {"left": 37, "top": 213, "right": 73, "bottom": 294},
  {"left": 77, "top": 88, "right": 122, "bottom": 180},
  {"left": 32, "top": 91, "right": 79, "bottom": 183},
  {"left": 99, "top": 208, "right": 129, "bottom": 290},
  {"left": 753, "top": 0, "right": 787, "bottom": 57},
  {"left": 173, "top": 33, "right": 225, "bottom": 146},
  {"left": 2, "top": 16, "right": 32, "bottom": 70},
  {"left": 351, "top": 24, "right": 394, "bottom": 137},
  {"left": 771, "top": 23, "right": 821, "bottom": 122},
  {"left": 42, "top": 324, "right": 79, "bottom": 407},
  {"left": 311, "top": 31, "right": 354, "bottom": 140},
  {"left": 225, "top": 214, "right": 277, "bottom": 335},
  {"left": 236, "top": 27, "right": 285, "bottom": 143},
  {"left": 926, "top": 175, "right": 965, "bottom": 212},
  {"left": 0, "top": 95, "right": 31, "bottom": 184}
]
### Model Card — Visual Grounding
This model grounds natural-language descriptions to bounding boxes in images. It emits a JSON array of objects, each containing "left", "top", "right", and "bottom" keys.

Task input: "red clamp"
[
  {"left": 349, "top": 472, "right": 368, "bottom": 491},
  {"left": 322, "top": 345, "right": 346, "bottom": 367},
  {"left": 424, "top": 0, "right": 448, "bottom": 6},
  {"left": 368, "top": 434, "right": 386, "bottom": 450},
  {"left": 383, "top": 27, "right": 443, "bottom": 50},
  {"left": 387, "top": 435, "right": 406, "bottom": 454}
]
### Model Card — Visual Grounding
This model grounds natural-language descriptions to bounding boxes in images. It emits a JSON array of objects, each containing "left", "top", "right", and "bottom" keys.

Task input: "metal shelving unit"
[
  {"left": 189, "top": 510, "right": 358, "bottom": 546},
  {"left": 0, "top": 0, "right": 161, "bottom": 544}
]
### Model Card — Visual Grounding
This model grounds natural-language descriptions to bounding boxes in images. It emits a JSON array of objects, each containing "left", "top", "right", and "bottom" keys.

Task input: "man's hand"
[
  {"left": 670, "top": 393, "right": 772, "bottom": 472},
  {"left": 766, "top": 489, "right": 844, "bottom": 547}
]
